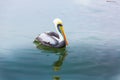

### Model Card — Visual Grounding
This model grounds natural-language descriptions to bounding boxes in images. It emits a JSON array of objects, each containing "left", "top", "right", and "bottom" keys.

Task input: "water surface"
[{"left": 0, "top": 0, "right": 120, "bottom": 80}]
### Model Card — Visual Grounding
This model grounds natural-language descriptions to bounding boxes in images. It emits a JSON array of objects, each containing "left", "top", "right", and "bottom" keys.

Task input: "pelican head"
[{"left": 53, "top": 18, "right": 68, "bottom": 46}]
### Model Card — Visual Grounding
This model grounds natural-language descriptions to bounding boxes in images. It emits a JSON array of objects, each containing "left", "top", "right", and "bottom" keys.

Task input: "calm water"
[{"left": 1, "top": 0, "right": 120, "bottom": 80}]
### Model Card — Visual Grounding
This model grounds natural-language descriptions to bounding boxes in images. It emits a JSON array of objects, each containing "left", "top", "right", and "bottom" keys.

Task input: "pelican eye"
[{"left": 57, "top": 24, "right": 63, "bottom": 27}]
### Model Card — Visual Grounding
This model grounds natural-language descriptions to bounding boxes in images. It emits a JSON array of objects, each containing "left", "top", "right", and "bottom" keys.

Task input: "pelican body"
[{"left": 34, "top": 18, "right": 68, "bottom": 48}]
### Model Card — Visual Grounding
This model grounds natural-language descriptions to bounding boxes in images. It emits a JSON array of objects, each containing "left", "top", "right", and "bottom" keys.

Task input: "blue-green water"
[{"left": 1, "top": 0, "right": 120, "bottom": 80}]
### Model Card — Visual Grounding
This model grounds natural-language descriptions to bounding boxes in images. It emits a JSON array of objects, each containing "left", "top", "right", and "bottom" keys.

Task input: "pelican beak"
[{"left": 60, "top": 26, "right": 69, "bottom": 46}]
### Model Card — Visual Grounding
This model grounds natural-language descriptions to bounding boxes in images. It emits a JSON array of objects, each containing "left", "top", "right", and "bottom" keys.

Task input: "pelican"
[{"left": 34, "top": 18, "right": 68, "bottom": 48}]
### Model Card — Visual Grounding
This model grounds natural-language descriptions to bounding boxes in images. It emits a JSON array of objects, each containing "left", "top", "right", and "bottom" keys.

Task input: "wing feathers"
[{"left": 36, "top": 32, "right": 58, "bottom": 46}]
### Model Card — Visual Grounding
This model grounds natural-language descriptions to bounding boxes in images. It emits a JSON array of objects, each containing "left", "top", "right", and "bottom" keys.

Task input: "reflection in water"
[
  {"left": 53, "top": 76, "right": 60, "bottom": 80},
  {"left": 53, "top": 51, "right": 67, "bottom": 71},
  {"left": 34, "top": 41, "right": 67, "bottom": 80},
  {"left": 53, "top": 51, "right": 67, "bottom": 80}
]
